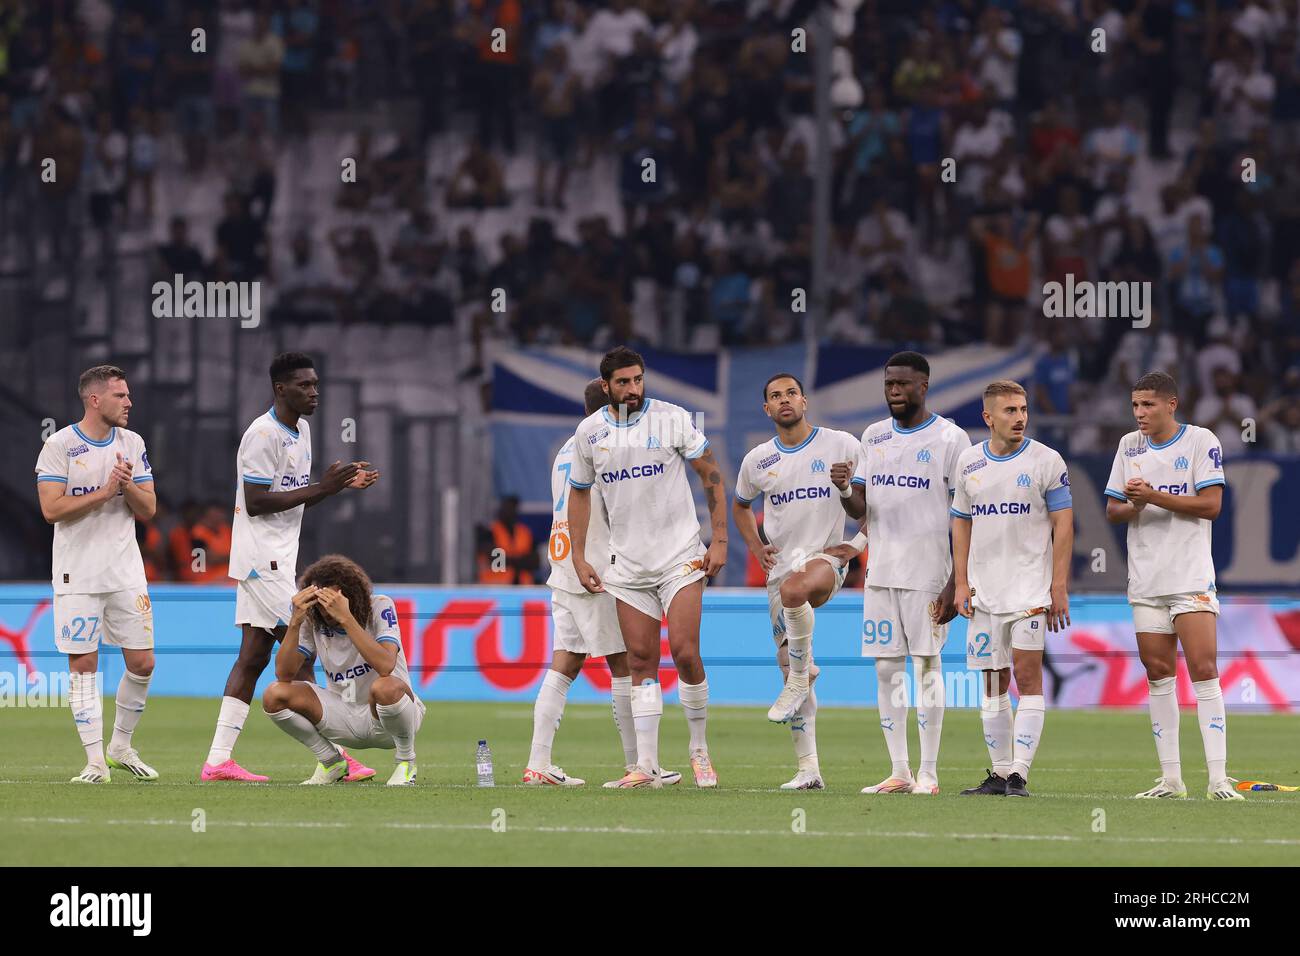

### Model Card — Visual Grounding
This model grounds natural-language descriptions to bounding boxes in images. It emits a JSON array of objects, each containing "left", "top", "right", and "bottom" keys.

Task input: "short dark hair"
[
  {"left": 599, "top": 346, "right": 644, "bottom": 381},
  {"left": 584, "top": 378, "right": 607, "bottom": 415},
  {"left": 1132, "top": 371, "right": 1178, "bottom": 398},
  {"left": 885, "top": 351, "right": 930, "bottom": 377},
  {"left": 78, "top": 365, "right": 127, "bottom": 399},
  {"left": 762, "top": 372, "right": 804, "bottom": 401},
  {"left": 270, "top": 352, "right": 314, "bottom": 385}
]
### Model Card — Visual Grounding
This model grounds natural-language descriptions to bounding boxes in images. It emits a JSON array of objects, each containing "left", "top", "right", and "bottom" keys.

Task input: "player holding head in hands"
[
  {"left": 36, "top": 366, "right": 159, "bottom": 782},
  {"left": 733, "top": 373, "right": 862, "bottom": 790},
  {"left": 833, "top": 352, "right": 970, "bottom": 795},
  {"left": 263, "top": 554, "right": 424, "bottom": 786},
  {"left": 1104, "top": 372, "right": 1240, "bottom": 800},
  {"left": 950, "top": 380, "right": 1073, "bottom": 798},
  {"left": 525, "top": 379, "right": 682, "bottom": 787},
  {"left": 202, "top": 352, "right": 380, "bottom": 782},
  {"left": 567, "top": 347, "right": 728, "bottom": 788}
]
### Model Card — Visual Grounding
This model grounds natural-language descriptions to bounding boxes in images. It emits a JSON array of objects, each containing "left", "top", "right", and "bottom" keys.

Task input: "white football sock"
[
  {"left": 1147, "top": 676, "right": 1181, "bottom": 781},
  {"left": 783, "top": 602, "right": 813, "bottom": 678},
  {"left": 631, "top": 680, "right": 663, "bottom": 773},
  {"left": 206, "top": 696, "right": 250, "bottom": 765},
  {"left": 915, "top": 655, "right": 944, "bottom": 778},
  {"left": 376, "top": 696, "right": 418, "bottom": 761},
  {"left": 527, "top": 669, "right": 572, "bottom": 769},
  {"left": 678, "top": 678, "right": 709, "bottom": 753},
  {"left": 1193, "top": 678, "right": 1228, "bottom": 783},
  {"left": 108, "top": 668, "right": 151, "bottom": 755},
  {"left": 791, "top": 683, "right": 819, "bottom": 773},
  {"left": 981, "top": 690, "right": 1013, "bottom": 777},
  {"left": 268, "top": 706, "right": 342, "bottom": 765},
  {"left": 876, "top": 657, "right": 911, "bottom": 778},
  {"left": 610, "top": 675, "right": 637, "bottom": 766},
  {"left": 69, "top": 671, "right": 104, "bottom": 770},
  {"left": 1010, "top": 694, "right": 1045, "bottom": 779}
]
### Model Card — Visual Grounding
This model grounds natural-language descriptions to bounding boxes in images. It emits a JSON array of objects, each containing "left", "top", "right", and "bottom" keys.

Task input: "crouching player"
[{"left": 263, "top": 554, "right": 425, "bottom": 786}]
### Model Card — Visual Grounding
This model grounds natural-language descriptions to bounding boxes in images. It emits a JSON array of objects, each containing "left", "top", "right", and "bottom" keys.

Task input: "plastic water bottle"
[{"left": 475, "top": 739, "right": 494, "bottom": 787}]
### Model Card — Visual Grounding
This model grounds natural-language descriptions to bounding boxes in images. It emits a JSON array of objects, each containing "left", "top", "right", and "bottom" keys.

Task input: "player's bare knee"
[
  {"left": 1138, "top": 649, "right": 1175, "bottom": 680},
  {"left": 369, "top": 676, "right": 405, "bottom": 706},
  {"left": 1013, "top": 659, "right": 1040, "bottom": 688},
  {"left": 779, "top": 576, "right": 810, "bottom": 607},
  {"left": 126, "top": 654, "right": 155, "bottom": 678},
  {"left": 1187, "top": 659, "right": 1218, "bottom": 683},
  {"left": 262, "top": 681, "right": 291, "bottom": 713},
  {"left": 606, "top": 652, "right": 630, "bottom": 679}
]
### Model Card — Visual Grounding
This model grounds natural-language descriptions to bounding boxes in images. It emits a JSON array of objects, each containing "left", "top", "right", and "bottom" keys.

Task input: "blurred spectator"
[
  {"left": 1216, "top": 189, "right": 1266, "bottom": 320},
  {"left": 238, "top": 12, "right": 284, "bottom": 135},
  {"left": 446, "top": 140, "right": 506, "bottom": 208},
  {"left": 156, "top": 215, "right": 205, "bottom": 279},
  {"left": 1263, "top": 399, "right": 1300, "bottom": 452},
  {"left": 136, "top": 512, "right": 168, "bottom": 582},
  {"left": 187, "top": 502, "right": 233, "bottom": 582},
  {"left": 1196, "top": 316, "right": 1242, "bottom": 397},
  {"left": 479, "top": 496, "right": 536, "bottom": 585},
  {"left": 168, "top": 500, "right": 203, "bottom": 580},
  {"left": 86, "top": 110, "right": 127, "bottom": 266},
  {"left": 274, "top": 0, "right": 319, "bottom": 138},
  {"left": 1034, "top": 323, "right": 1079, "bottom": 416},
  {"left": 215, "top": 191, "right": 267, "bottom": 281},
  {"left": 1084, "top": 99, "right": 1138, "bottom": 191},
  {"left": 169, "top": 9, "right": 214, "bottom": 171},
  {"left": 465, "top": 0, "right": 523, "bottom": 153},
  {"left": 971, "top": 211, "right": 1036, "bottom": 346},
  {"left": 1167, "top": 214, "right": 1224, "bottom": 343},
  {"left": 127, "top": 107, "right": 157, "bottom": 222},
  {"left": 532, "top": 43, "right": 579, "bottom": 208},
  {"left": 1193, "top": 368, "right": 1257, "bottom": 457},
  {"left": 617, "top": 101, "right": 675, "bottom": 231}
]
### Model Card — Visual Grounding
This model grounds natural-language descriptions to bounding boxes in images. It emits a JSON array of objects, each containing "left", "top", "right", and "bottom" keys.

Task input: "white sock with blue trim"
[
  {"left": 527, "top": 669, "right": 571, "bottom": 769},
  {"left": 108, "top": 669, "right": 151, "bottom": 756},
  {"left": 631, "top": 679, "right": 663, "bottom": 773},
  {"left": 876, "top": 657, "right": 911, "bottom": 779},
  {"left": 69, "top": 671, "right": 104, "bottom": 770},
  {"left": 376, "top": 696, "right": 418, "bottom": 762},
  {"left": 1194, "top": 678, "right": 1228, "bottom": 784},
  {"left": 268, "top": 706, "right": 341, "bottom": 765}
]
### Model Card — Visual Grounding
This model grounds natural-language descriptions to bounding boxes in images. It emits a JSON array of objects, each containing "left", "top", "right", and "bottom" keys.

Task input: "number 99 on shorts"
[{"left": 862, "top": 618, "right": 893, "bottom": 647}]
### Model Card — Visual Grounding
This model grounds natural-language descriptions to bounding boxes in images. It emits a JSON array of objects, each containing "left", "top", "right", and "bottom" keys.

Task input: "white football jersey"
[
  {"left": 569, "top": 399, "right": 710, "bottom": 586},
  {"left": 230, "top": 408, "right": 312, "bottom": 580},
  {"left": 735, "top": 426, "right": 861, "bottom": 582},
  {"left": 296, "top": 594, "right": 416, "bottom": 703},
  {"left": 852, "top": 412, "right": 972, "bottom": 592},
  {"left": 1105, "top": 423, "right": 1224, "bottom": 599},
  {"left": 35, "top": 424, "right": 153, "bottom": 595},
  {"left": 546, "top": 433, "right": 613, "bottom": 594},
  {"left": 950, "top": 438, "right": 1072, "bottom": 614}
]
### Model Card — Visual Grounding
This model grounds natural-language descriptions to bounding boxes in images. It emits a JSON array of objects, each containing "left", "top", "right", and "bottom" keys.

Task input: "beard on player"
[
  {"left": 87, "top": 378, "right": 133, "bottom": 428},
  {"left": 885, "top": 380, "right": 924, "bottom": 423},
  {"left": 767, "top": 396, "right": 805, "bottom": 428},
  {"left": 607, "top": 379, "right": 643, "bottom": 417}
]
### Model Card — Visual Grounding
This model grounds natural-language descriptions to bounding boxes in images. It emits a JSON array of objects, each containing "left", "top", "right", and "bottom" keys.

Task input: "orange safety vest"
[{"left": 479, "top": 520, "right": 534, "bottom": 585}]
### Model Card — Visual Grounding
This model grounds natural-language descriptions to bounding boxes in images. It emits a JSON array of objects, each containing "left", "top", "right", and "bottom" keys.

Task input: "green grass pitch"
[{"left": 2, "top": 698, "right": 1297, "bottom": 866}]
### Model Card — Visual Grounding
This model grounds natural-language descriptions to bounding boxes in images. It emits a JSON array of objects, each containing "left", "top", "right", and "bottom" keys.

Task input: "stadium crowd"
[{"left": 1, "top": 0, "right": 1298, "bottom": 456}]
